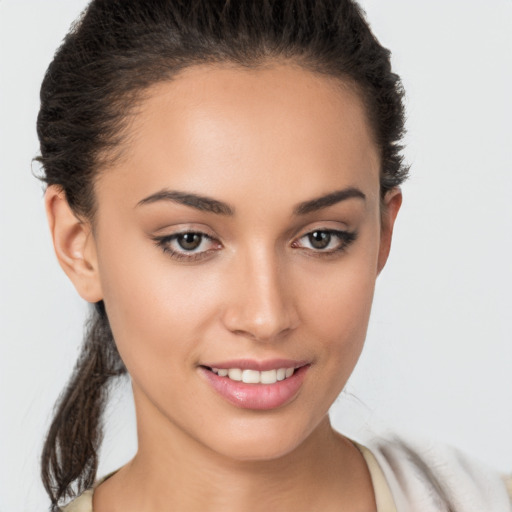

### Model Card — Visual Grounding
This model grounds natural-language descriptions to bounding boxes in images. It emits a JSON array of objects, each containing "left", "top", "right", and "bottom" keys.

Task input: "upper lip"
[{"left": 201, "top": 359, "right": 310, "bottom": 371}]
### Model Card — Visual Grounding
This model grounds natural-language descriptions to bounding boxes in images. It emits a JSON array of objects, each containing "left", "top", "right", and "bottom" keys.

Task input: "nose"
[{"left": 221, "top": 248, "right": 299, "bottom": 342}]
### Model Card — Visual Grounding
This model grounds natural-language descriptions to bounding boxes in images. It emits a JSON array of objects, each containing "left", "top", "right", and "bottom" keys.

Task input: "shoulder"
[
  {"left": 59, "top": 489, "right": 93, "bottom": 512},
  {"left": 364, "top": 434, "right": 512, "bottom": 512},
  {"left": 58, "top": 469, "right": 119, "bottom": 512}
]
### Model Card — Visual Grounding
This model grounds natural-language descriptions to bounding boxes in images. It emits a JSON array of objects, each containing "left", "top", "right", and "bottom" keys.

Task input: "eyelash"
[
  {"left": 153, "top": 231, "right": 220, "bottom": 262},
  {"left": 153, "top": 228, "right": 357, "bottom": 262},
  {"left": 292, "top": 229, "right": 357, "bottom": 258}
]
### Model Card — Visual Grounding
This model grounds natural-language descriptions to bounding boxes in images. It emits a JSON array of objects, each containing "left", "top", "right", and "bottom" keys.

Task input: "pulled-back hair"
[{"left": 37, "top": 0, "right": 408, "bottom": 509}]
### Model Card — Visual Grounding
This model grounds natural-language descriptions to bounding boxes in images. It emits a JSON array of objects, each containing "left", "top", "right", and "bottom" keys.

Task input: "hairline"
[{"left": 87, "top": 58, "right": 383, "bottom": 228}]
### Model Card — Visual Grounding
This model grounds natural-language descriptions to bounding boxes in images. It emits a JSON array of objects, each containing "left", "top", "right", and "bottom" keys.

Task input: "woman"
[{"left": 34, "top": 0, "right": 510, "bottom": 511}]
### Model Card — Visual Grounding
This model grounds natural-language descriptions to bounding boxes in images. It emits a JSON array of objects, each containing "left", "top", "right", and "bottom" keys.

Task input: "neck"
[{"left": 93, "top": 391, "right": 375, "bottom": 512}]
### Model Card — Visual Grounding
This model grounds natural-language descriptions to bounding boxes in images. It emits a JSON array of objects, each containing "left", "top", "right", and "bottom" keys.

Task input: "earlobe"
[
  {"left": 377, "top": 187, "right": 402, "bottom": 275},
  {"left": 45, "top": 185, "right": 103, "bottom": 303}
]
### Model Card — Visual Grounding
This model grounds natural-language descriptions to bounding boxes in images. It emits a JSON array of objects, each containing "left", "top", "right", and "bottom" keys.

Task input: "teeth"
[
  {"left": 228, "top": 368, "right": 243, "bottom": 381},
  {"left": 260, "top": 369, "right": 277, "bottom": 384},
  {"left": 242, "top": 369, "right": 260, "bottom": 384},
  {"left": 211, "top": 367, "right": 296, "bottom": 384}
]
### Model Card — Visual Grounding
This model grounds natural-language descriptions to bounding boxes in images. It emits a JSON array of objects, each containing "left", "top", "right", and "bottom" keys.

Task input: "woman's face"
[{"left": 86, "top": 64, "right": 399, "bottom": 460}]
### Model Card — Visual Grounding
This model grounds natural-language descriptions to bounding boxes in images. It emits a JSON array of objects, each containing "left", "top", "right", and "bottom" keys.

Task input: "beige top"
[{"left": 60, "top": 444, "right": 397, "bottom": 512}]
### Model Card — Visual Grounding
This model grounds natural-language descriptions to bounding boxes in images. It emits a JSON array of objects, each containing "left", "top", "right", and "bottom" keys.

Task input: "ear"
[
  {"left": 45, "top": 185, "right": 103, "bottom": 302},
  {"left": 377, "top": 187, "right": 402, "bottom": 275}
]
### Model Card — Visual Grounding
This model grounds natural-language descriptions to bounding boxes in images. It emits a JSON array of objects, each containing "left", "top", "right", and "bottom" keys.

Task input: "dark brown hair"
[{"left": 37, "top": 0, "right": 408, "bottom": 509}]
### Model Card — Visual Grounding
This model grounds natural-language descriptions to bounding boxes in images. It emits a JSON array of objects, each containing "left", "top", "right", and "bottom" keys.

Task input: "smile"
[
  {"left": 210, "top": 367, "right": 295, "bottom": 384},
  {"left": 200, "top": 361, "right": 310, "bottom": 410}
]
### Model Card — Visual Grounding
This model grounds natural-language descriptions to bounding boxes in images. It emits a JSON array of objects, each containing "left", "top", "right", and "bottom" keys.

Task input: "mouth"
[{"left": 199, "top": 361, "right": 310, "bottom": 410}]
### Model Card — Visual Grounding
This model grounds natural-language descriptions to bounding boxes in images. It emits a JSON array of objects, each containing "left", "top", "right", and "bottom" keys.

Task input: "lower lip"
[{"left": 200, "top": 365, "right": 309, "bottom": 410}]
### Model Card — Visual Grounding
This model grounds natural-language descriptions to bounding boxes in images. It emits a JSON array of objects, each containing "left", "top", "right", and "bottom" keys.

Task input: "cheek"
[
  {"left": 96, "top": 234, "right": 222, "bottom": 368},
  {"left": 297, "top": 241, "right": 379, "bottom": 388},
  {"left": 310, "top": 275, "right": 374, "bottom": 376},
  {"left": 301, "top": 249, "right": 378, "bottom": 343}
]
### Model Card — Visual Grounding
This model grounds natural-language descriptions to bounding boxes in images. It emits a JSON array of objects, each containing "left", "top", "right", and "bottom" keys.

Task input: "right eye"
[{"left": 153, "top": 231, "right": 222, "bottom": 261}]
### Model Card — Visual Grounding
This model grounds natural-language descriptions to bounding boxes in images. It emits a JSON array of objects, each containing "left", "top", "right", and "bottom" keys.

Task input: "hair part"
[{"left": 37, "top": 0, "right": 408, "bottom": 508}]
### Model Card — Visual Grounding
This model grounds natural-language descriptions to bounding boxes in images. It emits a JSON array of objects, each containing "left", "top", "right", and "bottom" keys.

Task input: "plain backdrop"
[{"left": 1, "top": 1, "right": 511, "bottom": 510}]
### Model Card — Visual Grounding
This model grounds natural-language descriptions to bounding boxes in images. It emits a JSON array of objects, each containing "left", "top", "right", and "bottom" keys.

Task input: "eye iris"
[
  {"left": 309, "top": 231, "right": 331, "bottom": 249},
  {"left": 178, "top": 233, "right": 202, "bottom": 251}
]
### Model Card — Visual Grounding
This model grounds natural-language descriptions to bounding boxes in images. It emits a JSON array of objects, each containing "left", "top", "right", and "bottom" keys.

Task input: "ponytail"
[{"left": 41, "top": 302, "right": 126, "bottom": 511}]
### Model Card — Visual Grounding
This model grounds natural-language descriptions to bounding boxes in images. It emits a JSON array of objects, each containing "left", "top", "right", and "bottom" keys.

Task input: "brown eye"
[
  {"left": 308, "top": 231, "right": 331, "bottom": 249},
  {"left": 177, "top": 233, "right": 203, "bottom": 251},
  {"left": 292, "top": 228, "right": 357, "bottom": 256},
  {"left": 153, "top": 230, "right": 222, "bottom": 262}
]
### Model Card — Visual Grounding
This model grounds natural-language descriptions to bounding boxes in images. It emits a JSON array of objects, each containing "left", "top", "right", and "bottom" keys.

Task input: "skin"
[{"left": 46, "top": 63, "right": 401, "bottom": 511}]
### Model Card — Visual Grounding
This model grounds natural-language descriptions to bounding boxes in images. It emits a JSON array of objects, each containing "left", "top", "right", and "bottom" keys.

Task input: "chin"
[
  {"left": 197, "top": 413, "right": 323, "bottom": 463},
  {"left": 212, "top": 437, "right": 301, "bottom": 463}
]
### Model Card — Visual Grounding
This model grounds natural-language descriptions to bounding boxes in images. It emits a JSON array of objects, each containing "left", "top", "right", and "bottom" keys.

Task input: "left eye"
[{"left": 293, "top": 229, "right": 356, "bottom": 253}]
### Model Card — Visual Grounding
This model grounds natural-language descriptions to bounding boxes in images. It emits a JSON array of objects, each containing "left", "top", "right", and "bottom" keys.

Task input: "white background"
[{"left": 1, "top": 1, "right": 511, "bottom": 510}]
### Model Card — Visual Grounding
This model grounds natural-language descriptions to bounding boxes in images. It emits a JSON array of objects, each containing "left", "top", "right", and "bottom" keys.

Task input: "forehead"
[{"left": 97, "top": 63, "right": 380, "bottom": 211}]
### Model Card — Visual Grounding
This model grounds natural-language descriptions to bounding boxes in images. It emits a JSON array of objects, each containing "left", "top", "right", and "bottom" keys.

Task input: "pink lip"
[
  {"left": 199, "top": 363, "right": 310, "bottom": 410},
  {"left": 202, "top": 358, "right": 309, "bottom": 371}
]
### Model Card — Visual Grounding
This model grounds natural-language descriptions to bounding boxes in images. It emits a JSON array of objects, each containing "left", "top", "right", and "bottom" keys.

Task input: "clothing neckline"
[{"left": 355, "top": 443, "right": 397, "bottom": 512}]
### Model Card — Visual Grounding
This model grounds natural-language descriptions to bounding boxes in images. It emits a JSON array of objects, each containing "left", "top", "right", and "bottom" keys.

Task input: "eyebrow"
[
  {"left": 293, "top": 187, "right": 366, "bottom": 215},
  {"left": 136, "top": 186, "right": 366, "bottom": 216},
  {"left": 137, "top": 189, "right": 234, "bottom": 215}
]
